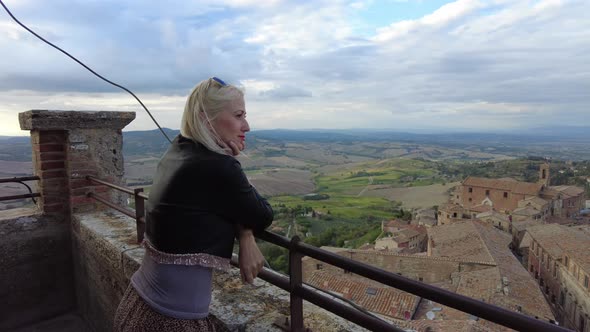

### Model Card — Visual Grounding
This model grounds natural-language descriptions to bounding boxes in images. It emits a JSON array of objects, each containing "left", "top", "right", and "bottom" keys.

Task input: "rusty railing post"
[
  {"left": 289, "top": 235, "right": 304, "bottom": 332},
  {"left": 134, "top": 188, "right": 145, "bottom": 243}
]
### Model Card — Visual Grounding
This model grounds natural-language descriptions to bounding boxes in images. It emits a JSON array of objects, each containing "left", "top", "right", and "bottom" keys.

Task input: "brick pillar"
[
  {"left": 29, "top": 130, "right": 68, "bottom": 215},
  {"left": 19, "top": 110, "right": 136, "bottom": 215}
]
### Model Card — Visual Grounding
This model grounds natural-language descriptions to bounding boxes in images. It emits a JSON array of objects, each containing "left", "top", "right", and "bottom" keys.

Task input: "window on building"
[
  {"left": 316, "top": 264, "right": 323, "bottom": 270},
  {"left": 343, "top": 269, "right": 351, "bottom": 274},
  {"left": 469, "top": 187, "right": 473, "bottom": 193},
  {"left": 503, "top": 192, "right": 508, "bottom": 198},
  {"left": 565, "top": 256, "right": 569, "bottom": 268},
  {"left": 532, "top": 242, "right": 535, "bottom": 251},
  {"left": 453, "top": 212, "right": 457, "bottom": 218},
  {"left": 554, "top": 263, "right": 558, "bottom": 277},
  {"left": 469, "top": 198, "right": 472, "bottom": 202},
  {"left": 485, "top": 190, "right": 490, "bottom": 196},
  {"left": 542, "top": 253, "right": 545, "bottom": 263},
  {"left": 585, "top": 275, "right": 589, "bottom": 288},
  {"left": 530, "top": 265, "right": 534, "bottom": 273},
  {"left": 551, "top": 294, "right": 556, "bottom": 303},
  {"left": 580, "top": 315, "right": 585, "bottom": 332}
]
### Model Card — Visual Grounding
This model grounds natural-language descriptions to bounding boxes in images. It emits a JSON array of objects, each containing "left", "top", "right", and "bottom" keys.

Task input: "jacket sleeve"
[{"left": 211, "top": 157, "right": 274, "bottom": 231}]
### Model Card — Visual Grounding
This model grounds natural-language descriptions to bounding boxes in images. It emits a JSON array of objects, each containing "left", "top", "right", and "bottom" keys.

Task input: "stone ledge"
[
  {"left": 19, "top": 110, "right": 135, "bottom": 131},
  {"left": 74, "top": 211, "right": 372, "bottom": 331}
]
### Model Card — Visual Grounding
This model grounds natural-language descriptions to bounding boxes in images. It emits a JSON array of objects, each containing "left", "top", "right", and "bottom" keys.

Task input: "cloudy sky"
[{"left": 0, "top": 0, "right": 588, "bottom": 136}]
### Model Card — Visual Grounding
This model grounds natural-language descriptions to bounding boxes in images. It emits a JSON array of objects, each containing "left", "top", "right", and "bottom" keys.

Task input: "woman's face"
[{"left": 212, "top": 97, "right": 250, "bottom": 152}]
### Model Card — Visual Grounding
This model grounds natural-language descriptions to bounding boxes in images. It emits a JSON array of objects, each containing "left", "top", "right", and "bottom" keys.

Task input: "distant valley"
[{"left": 2, "top": 128, "right": 590, "bottom": 212}]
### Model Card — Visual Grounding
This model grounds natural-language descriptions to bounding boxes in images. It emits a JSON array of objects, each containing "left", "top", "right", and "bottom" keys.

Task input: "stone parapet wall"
[
  {"left": 0, "top": 208, "right": 75, "bottom": 330},
  {"left": 73, "top": 211, "right": 371, "bottom": 332}
]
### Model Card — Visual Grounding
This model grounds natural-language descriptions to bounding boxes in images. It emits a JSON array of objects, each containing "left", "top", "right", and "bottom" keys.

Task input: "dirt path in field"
[{"left": 357, "top": 176, "right": 373, "bottom": 197}]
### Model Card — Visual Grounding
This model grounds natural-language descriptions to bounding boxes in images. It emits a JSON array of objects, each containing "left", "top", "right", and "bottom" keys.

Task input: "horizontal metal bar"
[
  {"left": 87, "top": 192, "right": 135, "bottom": 219},
  {"left": 0, "top": 193, "right": 41, "bottom": 201},
  {"left": 230, "top": 256, "right": 402, "bottom": 332},
  {"left": 0, "top": 176, "right": 40, "bottom": 183},
  {"left": 257, "top": 230, "right": 292, "bottom": 248},
  {"left": 137, "top": 192, "right": 148, "bottom": 200},
  {"left": 86, "top": 176, "right": 134, "bottom": 195},
  {"left": 230, "top": 256, "right": 290, "bottom": 291},
  {"left": 293, "top": 241, "right": 567, "bottom": 332}
]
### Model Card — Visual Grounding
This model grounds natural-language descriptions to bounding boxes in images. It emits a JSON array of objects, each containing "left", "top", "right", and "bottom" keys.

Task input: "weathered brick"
[
  {"left": 43, "top": 195, "right": 67, "bottom": 205},
  {"left": 41, "top": 170, "right": 67, "bottom": 179},
  {"left": 70, "top": 178, "right": 92, "bottom": 190},
  {"left": 70, "top": 188, "right": 92, "bottom": 197},
  {"left": 38, "top": 144, "right": 64, "bottom": 153},
  {"left": 38, "top": 131, "right": 66, "bottom": 144},
  {"left": 95, "top": 186, "right": 109, "bottom": 193},
  {"left": 41, "top": 178, "right": 67, "bottom": 188},
  {"left": 39, "top": 152, "right": 66, "bottom": 162},
  {"left": 43, "top": 203, "right": 66, "bottom": 213},
  {"left": 30, "top": 131, "right": 40, "bottom": 144},
  {"left": 40, "top": 161, "right": 65, "bottom": 171}
]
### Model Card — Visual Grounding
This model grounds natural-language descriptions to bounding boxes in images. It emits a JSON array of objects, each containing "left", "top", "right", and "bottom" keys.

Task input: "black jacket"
[{"left": 145, "top": 135, "right": 273, "bottom": 259}]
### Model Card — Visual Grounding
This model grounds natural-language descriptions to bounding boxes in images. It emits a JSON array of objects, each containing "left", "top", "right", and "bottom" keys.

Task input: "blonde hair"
[{"left": 180, "top": 78, "right": 244, "bottom": 155}]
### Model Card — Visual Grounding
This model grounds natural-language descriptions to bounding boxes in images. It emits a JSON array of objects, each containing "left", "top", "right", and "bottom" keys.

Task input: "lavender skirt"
[{"left": 113, "top": 285, "right": 230, "bottom": 332}]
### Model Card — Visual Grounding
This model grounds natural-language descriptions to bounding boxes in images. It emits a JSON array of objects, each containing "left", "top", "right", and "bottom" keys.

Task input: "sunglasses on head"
[{"left": 211, "top": 77, "right": 227, "bottom": 86}]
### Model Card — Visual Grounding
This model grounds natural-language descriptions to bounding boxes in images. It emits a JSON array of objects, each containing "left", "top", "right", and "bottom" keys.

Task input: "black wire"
[
  {"left": 0, "top": 0, "right": 172, "bottom": 144},
  {"left": 17, "top": 180, "right": 37, "bottom": 204}
]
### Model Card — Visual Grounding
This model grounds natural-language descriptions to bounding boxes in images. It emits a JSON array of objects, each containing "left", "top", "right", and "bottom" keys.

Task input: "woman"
[{"left": 114, "top": 77, "right": 274, "bottom": 331}]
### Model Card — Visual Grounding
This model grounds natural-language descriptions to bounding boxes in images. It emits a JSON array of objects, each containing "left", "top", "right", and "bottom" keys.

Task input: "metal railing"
[
  {"left": 85, "top": 176, "right": 570, "bottom": 332},
  {"left": 0, "top": 175, "right": 40, "bottom": 203},
  {"left": 86, "top": 176, "right": 147, "bottom": 243}
]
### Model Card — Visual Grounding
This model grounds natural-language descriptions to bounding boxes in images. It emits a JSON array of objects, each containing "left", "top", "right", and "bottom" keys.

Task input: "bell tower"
[{"left": 539, "top": 162, "right": 550, "bottom": 186}]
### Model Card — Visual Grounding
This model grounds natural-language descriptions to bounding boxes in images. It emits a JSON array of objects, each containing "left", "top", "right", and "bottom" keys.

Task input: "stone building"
[
  {"left": 436, "top": 202, "right": 469, "bottom": 225},
  {"left": 460, "top": 176, "right": 543, "bottom": 213},
  {"left": 541, "top": 186, "right": 587, "bottom": 219},
  {"left": 302, "top": 220, "right": 555, "bottom": 330},
  {"left": 476, "top": 209, "right": 511, "bottom": 231},
  {"left": 453, "top": 164, "right": 585, "bottom": 228},
  {"left": 378, "top": 220, "right": 427, "bottom": 252},
  {"left": 526, "top": 224, "right": 590, "bottom": 331}
]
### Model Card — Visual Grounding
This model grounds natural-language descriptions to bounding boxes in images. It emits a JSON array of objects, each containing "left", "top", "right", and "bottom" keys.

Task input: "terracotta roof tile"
[
  {"left": 306, "top": 270, "right": 420, "bottom": 320},
  {"left": 427, "top": 221, "right": 495, "bottom": 263}
]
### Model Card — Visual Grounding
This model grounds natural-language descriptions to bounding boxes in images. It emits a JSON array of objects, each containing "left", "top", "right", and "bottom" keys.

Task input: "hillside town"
[{"left": 303, "top": 164, "right": 590, "bottom": 331}]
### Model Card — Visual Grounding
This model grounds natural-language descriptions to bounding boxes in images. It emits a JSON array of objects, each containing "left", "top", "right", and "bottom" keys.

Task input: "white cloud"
[
  {"left": 373, "top": 0, "right": 482, "bottom": 42},
  {"left": 0, "top": 0, "right": 589, "bottom": 134}
]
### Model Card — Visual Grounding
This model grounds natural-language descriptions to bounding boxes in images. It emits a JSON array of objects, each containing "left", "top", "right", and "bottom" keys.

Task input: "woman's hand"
[
  {"left": 238, "top": 228, "right": 264, "bottom": 284},
  {"left": 225, "top": 140, "right": 245, "bottom": 156}
]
